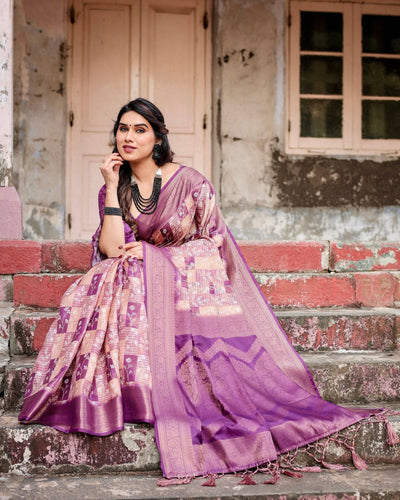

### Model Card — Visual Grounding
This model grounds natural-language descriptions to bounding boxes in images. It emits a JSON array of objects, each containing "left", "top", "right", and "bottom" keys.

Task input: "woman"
[{"left": 19, "top": 98, "right": 391, "bottom": 483}]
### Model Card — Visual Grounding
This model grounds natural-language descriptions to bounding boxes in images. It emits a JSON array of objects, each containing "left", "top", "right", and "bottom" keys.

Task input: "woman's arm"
[{"left": 98, "top": 153, "right": 125, "bottom": 257}]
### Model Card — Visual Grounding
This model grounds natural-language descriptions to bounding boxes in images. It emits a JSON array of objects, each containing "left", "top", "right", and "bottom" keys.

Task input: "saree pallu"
[{"left": 19, "top": 165, "right": 379, "bottom": 478}]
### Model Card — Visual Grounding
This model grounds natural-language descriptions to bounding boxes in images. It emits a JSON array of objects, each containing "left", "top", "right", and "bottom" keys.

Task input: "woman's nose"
[{"left": 126, "top": 128, "right": 135, "bottom": 141}]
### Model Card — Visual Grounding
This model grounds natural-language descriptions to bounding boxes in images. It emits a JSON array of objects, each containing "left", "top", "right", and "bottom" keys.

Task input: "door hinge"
[
  {"left": 67, "top": 213, "right": 72, "bottom": 230},
  {"left": 203, "top": 113, "right": 207, "bottom": 130},
  {"left": 203, "top": 10, "right": 209, "bottom": 29},
  {"left": 69, "top": 5, "right": 76, "bottom": 24},
  {"left": 69, "top": 111, "right": 74, "bottom": 127},
  {"left": 288, "top": 120, "right": 291, "bottom": 132}
]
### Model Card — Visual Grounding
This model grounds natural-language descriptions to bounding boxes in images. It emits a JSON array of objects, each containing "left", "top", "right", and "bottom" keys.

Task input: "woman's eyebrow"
[{"left": 119, "top": 122, "right": 149, "bottom": 128}]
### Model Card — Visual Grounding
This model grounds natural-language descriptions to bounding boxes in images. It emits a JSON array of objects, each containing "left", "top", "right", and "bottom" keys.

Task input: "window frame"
[{"left": 287, "top": 0, "right": 400, "bottom": 156}]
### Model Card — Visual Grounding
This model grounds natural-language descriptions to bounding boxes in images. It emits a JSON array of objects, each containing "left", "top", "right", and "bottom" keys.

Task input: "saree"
[{"left": 19, "top": 165, "right": 380, "bottom": 479}]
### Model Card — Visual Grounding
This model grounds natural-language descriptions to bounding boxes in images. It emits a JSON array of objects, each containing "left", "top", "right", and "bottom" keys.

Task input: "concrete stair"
[{"left": 0, "top": 239, "right": 400, "bottom": 497}]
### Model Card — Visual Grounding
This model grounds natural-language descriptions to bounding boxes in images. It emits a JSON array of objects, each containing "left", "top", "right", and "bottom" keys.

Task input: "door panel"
[{"left": 67, "top": 0, "right": 210, "bottom": 239}]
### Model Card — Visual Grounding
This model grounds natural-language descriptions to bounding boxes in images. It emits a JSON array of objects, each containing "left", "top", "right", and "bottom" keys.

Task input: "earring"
[{"left": 152, "top": 144, "right": 162, "bottom": 163}]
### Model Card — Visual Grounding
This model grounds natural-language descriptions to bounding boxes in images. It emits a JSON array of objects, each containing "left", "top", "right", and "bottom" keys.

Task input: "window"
[{"left": 287, "top": 1, "right": 400, "bottom": 155}]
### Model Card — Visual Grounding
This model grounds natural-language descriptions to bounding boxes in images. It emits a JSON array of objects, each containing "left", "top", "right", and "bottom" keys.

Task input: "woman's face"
[{"left": 116, "top": 111, "right": 158, "bottom": 164}]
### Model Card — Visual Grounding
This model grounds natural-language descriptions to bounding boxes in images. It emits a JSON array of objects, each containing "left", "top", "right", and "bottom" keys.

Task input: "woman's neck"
[{"left": 129, "top": 159, "right": 159, "bottom": 183}]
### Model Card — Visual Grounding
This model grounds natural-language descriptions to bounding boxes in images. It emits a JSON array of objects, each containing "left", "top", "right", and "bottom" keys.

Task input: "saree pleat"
[{"left": 19, "top": 165, "right": 379, "bottom": 477}]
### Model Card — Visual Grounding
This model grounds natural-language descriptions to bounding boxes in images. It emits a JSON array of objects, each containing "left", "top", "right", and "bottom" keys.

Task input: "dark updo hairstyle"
[{"left": 112, "top": 98, "right": 174, "bottom": 231}]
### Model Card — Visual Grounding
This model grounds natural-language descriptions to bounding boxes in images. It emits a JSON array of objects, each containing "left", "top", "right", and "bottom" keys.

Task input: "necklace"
[{"left": 130, "top": 168, "right": 162, "bottom": 215}]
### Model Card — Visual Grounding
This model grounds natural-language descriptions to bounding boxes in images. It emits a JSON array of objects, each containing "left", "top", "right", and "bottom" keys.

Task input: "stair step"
[
  {"left": 10, "top": 309, "right": 57, "bottom": 356},
  {"left": 13, "top": 274, "right": 81, "bottom": 308},
  {"left": 10, "top": 271, "right": 400, "bottom": 309},
  {"left": 0, "top": 408, "right": 399, "bottom": 475},
  {"left": 9, "top": 308, "right": 399, "bottom": 357},
  {"left": 277, "top": 308, "right": 399, "bottom": 351},
  {"left": 1, "top": 466, "right": 400, "bottom": 499},
  {"left": 4, "top": 353, "right": 400, "bottom": 412},
  {"left": 257, "top": 271, "right": 400, "bottom": 308}
]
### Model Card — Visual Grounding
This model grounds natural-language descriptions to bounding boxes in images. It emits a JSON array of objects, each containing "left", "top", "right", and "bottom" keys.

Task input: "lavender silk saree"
[{"left": 19, "top": 166, "right": 378, "bottom": 479}]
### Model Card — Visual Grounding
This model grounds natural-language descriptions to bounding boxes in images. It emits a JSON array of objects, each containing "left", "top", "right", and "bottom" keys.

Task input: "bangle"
[{"left": 103, "top": 206, "right": 122, "bottom": 216}]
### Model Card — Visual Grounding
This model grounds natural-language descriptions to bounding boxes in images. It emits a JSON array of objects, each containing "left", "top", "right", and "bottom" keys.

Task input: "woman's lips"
[{"left": 123, "top": 146, "right": 136, "bottom": 153}]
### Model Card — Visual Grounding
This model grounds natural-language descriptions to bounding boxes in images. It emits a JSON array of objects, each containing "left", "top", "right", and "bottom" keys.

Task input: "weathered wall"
[
  {"left": 213, "top": 0, "right": 400, "bottom": 241},
  {"left": 13, "top": 0, "right": 67, "bottom": 239}
]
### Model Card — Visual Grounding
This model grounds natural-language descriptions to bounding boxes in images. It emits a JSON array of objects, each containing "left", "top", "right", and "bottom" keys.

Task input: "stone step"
[
  {"left": 0, "top": 407, "right": 399, "bottom": 475},
  {"left": 277, "top": 308, "right": 399, "bottom": 352},
  {"left": 4, "top": 353, "right": 400, "bottom": 412},
  {"left": 2, "top": 466, "right": 400, "bottom": 499},
  {"left": 256, "top": 271, "right": 400, "bottom": 309},
  {"left": 7, "top": 308, "right": 399, "bottom": 357},
  {"left": 2, "top": 240, "right": 400, "bottom": 274},
  {"left": 10, "top": 270, "right": 400, "bottom": 309}
]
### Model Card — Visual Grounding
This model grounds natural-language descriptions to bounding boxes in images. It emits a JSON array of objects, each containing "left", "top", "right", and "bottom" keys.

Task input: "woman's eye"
[
  {"left": 119, "top": 126, "right": 128, "bottom": 132},
  {"left": 136, "top": 128, "right": 145, "bottom": 133}
]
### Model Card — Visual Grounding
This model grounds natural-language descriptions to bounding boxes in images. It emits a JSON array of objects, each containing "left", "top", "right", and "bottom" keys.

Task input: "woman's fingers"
[
  {"left": 100, "top": 154, "right": 123, "bottom": 184},
  {"left": 119, "top": 241, "right": 143, "bottom": 260}
]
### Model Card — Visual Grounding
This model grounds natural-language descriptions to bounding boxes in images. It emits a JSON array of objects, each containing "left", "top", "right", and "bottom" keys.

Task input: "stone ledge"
[
  {"left": 9, "top": 307, "right": 399, "bottom": 356},
  {"left": 0, "top": 240, "right": 41, "bottom": 274},
  {"left": 0, "top": 410, "right": 399, "bottom": 475},
  {"left": 4, "top": 354, "right": 400, "bottom": 411},
  {"left": 1, "top": 467, "right": 400, "bottom": 500}
]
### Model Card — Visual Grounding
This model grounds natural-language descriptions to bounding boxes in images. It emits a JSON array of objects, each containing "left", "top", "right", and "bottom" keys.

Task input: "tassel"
[
  {"left": 299, "top": 466, "right": 322, "bottom": 473},
  {"left": 351, "top": 450, "right": 368, "bottom": 471},
  {"left": 239, "top": 474, "right": 257, "bottom": 485},
  {"left": 202, "top": 474, "right": 217, "bottom": 487},
  {"left": 321, "top": 461, "right": 348, "bottom": 471},
  {"left": 282, "top": 470, "right": 303, "bottom": 478},
  {"left": 157, "top": 476, "right": 192, "bottom": 487},
  {"left": 385, "top": 420, "right": 400, "bottom": 445},
  {"left": 262, "top": 473, "right": 279, "bottom": 485}
]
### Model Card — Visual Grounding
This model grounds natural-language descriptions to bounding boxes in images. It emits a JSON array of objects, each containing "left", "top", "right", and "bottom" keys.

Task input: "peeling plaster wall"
[
  {"left": 213, "top": 0, "right": 400, "bottom": 241},
  {"left": 0, "top": 0, "right": 13, "bottom": 187},
  {"left": 13, "top": 0, "right": 67, "bottom": 239}
]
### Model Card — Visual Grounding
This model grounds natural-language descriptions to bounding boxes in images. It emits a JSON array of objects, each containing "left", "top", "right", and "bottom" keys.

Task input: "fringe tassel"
[
  {"left": 262, "top": 473, "right": 279, "bottom": 485},
  {"left": 282, "top": 470, "right": 303, "bottom": 478},
  {"left": 351, "top": 450, "right": 368, "bottom": 471},
  {"left": 321, "top": 461, "right": 348, "bottom": 471},
  {"left": 157, "top": 476, "right": 193, "bottom": 487},
  {"left": 385, "top": 419, "right": 400, "bottom": 445},
  {"left": 238, "top": 473, "right": 257, "bottom": 485},
  {"left": 299, "top": 466, "right": 322, "bottom": 473},
  {"left": 202, "top": 474, "right": 217, "bottom": 487}
]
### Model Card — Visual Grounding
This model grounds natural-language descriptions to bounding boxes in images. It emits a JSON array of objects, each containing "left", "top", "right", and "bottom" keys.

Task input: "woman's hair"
[{"left": 111, "top": 98, "right": 174, "bottom": 231}]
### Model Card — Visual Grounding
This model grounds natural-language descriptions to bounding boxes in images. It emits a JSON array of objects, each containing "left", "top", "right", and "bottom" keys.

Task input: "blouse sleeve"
[{"left": 90, "top": 184, "right": 136, "bottom": 267}]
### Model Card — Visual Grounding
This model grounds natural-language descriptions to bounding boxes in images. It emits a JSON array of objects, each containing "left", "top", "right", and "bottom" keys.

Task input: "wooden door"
[{"left": 66, "top": 0, "right": 211, "bottom": 240}]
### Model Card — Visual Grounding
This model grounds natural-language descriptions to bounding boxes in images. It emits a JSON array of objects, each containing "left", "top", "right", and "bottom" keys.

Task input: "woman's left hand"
[{"left": 120, "top": 241, "right": 144, "bottom": 260}]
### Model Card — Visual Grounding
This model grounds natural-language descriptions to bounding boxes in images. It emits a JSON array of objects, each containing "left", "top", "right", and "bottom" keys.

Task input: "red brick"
[
  {"left": 0, "top": 276, "right": 13, "bottom": 301},
  {"left": 260, "top": 274, "right": 356, "bottom": 308},
  {"left": 10, "top": 311, "right": 57, "bottom": 355},
  {"left": 278, "top": 311, "right": 398, "bottom": 351},
  {"left": 354, "top": 272, "right": 397, "bottom": 307},
  {"left": 13, "top": 274, "right": 80, "bottom": 308},
  {"left": 42, "top": 240, "right": 92, "bottom": 273},
  {"left": 238, "top": 241, "right": 328, "bottom": 273},
  {"left": 331, "top": 242, "right": 400, "bottom": 272},
  {"left": 0, "top": 240, "right": 41, "bottom": 274}
]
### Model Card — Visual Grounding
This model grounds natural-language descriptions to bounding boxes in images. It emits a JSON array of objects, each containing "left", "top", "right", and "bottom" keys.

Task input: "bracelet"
[{"left": 103, "top": 206, "right": 122, "bottom": 216}]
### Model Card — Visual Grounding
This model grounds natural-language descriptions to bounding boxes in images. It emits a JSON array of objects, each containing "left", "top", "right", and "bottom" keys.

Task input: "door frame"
[{"left": 65, "top": 0, "right": 212, "bottom": 239}]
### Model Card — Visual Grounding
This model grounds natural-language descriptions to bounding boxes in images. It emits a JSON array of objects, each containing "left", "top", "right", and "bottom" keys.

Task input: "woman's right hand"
[{"left": 100, "top": 153, "right": 124, "bottom": 188}]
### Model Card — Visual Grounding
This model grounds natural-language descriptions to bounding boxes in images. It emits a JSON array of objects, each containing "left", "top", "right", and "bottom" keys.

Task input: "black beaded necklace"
[{"left": 130, "top": 168, "right": 162, "bottom": 215}]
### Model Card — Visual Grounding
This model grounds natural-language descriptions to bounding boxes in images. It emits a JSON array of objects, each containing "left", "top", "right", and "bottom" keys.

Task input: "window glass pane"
[
  {"left": 301, "top": 12, "right": 343, "bottom": 52},
  {"left": 363, "top": 15, "right": 400, "bottom": 54},
  {"left": 362, "top": 100, "right": 400, "bottom": 139},
  {"left": 301, "top": 56, "right": 342, "bottom": 95},
  {"left": 363, "top": 58, "right": 400, "bottom": 97},
  {"left": 300, "top": 99, "right": 342, "bottom": 138}
]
